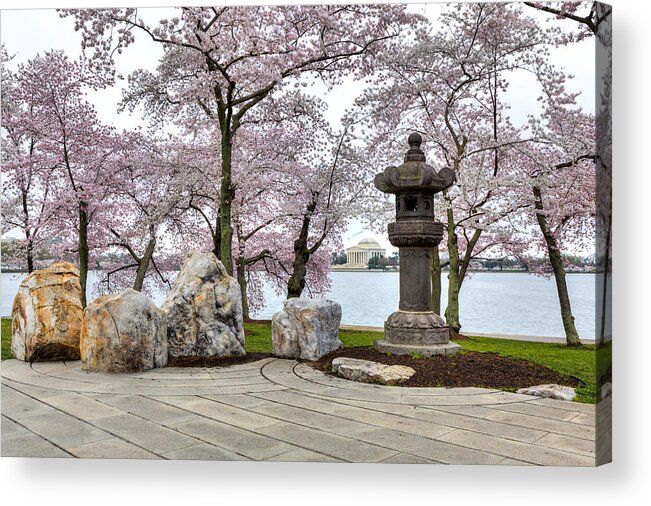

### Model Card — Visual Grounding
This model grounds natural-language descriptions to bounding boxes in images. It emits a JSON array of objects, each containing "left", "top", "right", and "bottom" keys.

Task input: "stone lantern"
[{"left": 373, "top": 132, "right": 460, "bottom": 356}]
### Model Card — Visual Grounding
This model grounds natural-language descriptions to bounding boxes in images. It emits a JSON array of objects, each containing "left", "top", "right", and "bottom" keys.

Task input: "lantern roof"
[{"left": 373, "top": 133, "right": 455, "bottom": 195}]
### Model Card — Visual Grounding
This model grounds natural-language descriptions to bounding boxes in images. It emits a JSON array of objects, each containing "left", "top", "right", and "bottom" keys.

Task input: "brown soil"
[
  {"left": 165, "top": 341, "right": 577, "bottom": 392},
  {"left": 310, "top": 347, "right": 579, "bottom": 390}
]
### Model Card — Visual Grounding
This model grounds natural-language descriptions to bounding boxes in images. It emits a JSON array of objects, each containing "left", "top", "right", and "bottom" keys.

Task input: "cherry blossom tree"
[
  {"left": 526, "top": 0, "right": 611, "bottom": 346},
  {"left": 503, "top": 58, "right": 596, "bottom": 346},
  {"left": 524, "top": 1, "right": 612, "bottom": 40},
  {"left": 520, "top": 2, "right": 608, "bottom": 345},
  {"left": 8, "top": 51, "right": 118, "bottom": 307},
  {"left": 96, "top": 134, "right": 188, "bottom": 295},
  {"left": 355, "top": 3, "right": 546, "bottom": 332},
  {"left": 63, "top": 5, "right": 421, "bottom": 275},
  {"left": 229, "top": 91, "right": 372, "bottom": 304},
  {"left": 1, "top": 49, "right": 58, "bottom": 272},
  {"left": 229, "top": 92, "right": 323, "bottom": 316}
]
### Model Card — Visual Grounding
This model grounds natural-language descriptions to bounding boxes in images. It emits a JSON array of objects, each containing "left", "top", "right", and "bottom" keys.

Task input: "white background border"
[{"left": 1, "top": 0, "right": 648, "bottom": 503}]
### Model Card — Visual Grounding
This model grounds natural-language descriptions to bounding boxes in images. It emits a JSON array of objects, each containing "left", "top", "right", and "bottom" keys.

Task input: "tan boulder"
[
  {"left": 332, "top": 357, "right": 415, "bottom": 385},
  {"left": 11, "top": 262, "right": 83, "bottom": 362},
  {"left": 81, "top": 289, "right": 167, "bottom": 373}
]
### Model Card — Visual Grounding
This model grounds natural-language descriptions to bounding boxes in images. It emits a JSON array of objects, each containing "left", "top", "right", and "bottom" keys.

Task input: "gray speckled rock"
[
  {"left": 11, "top": 262, "right": 82, "bottom": 362},
  {"left": 81, "top": 289, "right": 167, "bottom": 372},
  {"left": 272, "top": 298, "right": 342, "bottom": 360},
  {"left": 517, "top": 384, "right": 576, "bottom": 401},
  {"left": 601, "top": 382, "right": 612, "bottom": 400},
  {"left": 332, "top": 357, "right": 415, "bottom": 385},
  {"left": 161, "top": 251, "right": 245, "bottom": 358}
]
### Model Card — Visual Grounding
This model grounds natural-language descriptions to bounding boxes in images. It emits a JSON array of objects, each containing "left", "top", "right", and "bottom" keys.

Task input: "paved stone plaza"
[{"left": 1, "top": 358, "right": 606, "bottom": 465}]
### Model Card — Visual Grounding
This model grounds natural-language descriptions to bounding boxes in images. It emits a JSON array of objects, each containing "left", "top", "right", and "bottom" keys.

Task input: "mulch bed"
[
  {"left": 166, "top": 336, "right": 578, "bottom": 391},
  {"left": 310, "top": 347, "right": 579, "bottom": 390}
]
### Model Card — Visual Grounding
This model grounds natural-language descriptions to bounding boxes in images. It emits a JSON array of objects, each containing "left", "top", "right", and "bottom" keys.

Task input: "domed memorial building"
[{"left": 345, "top": 237, "right": 386, "bottom": 267}]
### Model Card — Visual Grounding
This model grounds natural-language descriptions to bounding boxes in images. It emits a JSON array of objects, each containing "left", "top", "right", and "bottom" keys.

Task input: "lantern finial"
[{"left": 405, "top": 132, "right": 426, "bottom": 162}]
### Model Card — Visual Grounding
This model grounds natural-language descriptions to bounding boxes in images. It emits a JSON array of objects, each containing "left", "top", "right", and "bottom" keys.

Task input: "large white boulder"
[
  {"left": 81, "top": 289, "right": 167, "bottom": 372},
  {"left": 332, "top": 357, "right": 415, "bottom": 385},
  {"left": 517, "top": 384, "right": 576, "bottom": 401},
  {"left": 11, "top": 262, "right": 82, "bottom": 362},
  {"left": 272, "top": 298, "right": 343, "bottom": 360},
  {"left": 161, "top": 251, "right": 245, "bottom": 358}
]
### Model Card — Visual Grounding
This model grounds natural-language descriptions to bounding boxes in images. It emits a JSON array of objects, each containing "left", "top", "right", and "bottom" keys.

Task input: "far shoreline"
[{"left": 1, "top": 268, "right": 598, "bottom": 275}]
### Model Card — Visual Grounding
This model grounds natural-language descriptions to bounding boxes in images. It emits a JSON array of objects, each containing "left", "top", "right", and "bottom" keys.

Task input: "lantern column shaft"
[{"left": 399, "top": 247, "right": 432, "bottom": 312}]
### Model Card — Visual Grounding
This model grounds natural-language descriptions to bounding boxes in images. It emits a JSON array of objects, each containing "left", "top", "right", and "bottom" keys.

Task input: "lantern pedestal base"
[
  {"left": 375, "top": 310, "right": 460, "bottom": 356},
  {"left": 374, "top": 339, "right": 460, "bottom": 357}
]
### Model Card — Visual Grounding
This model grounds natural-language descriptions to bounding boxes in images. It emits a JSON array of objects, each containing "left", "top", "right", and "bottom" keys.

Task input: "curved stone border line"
[
  {"left": 293, "top": 362, "right": 496, "bottom": 395},
  {"left": 1, "top": 358, "right": 598, "bottom": 465},
  {"left": 2, "top": 359, "right": 281, "bottom": 397},
  {"left": 258, "top": 359, "right": 540, "bottom": 407},
  {"left": 5, "top": 358, "right": 571, "bottom": 409}
]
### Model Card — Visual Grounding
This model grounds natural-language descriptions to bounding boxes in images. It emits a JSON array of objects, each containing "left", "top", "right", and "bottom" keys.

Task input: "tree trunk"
[
  {"left": 22, "top": 189, "right": 34, "bottom": 273},
  {"left": 133, "top": 236, "right": 156, "bottom": 292},
  {"left": 78, "top": 203, "right": 89, "bottom": 308},
  {"left": 236, "top": 259, "right": 250, "bottom": 320},
  {"left": 598, "top": 218, "right": 611, "bottom": 347},
  {"left": 533, "top": 185, "right": 582, "bottom": 346},
  {"left": 25, "top": 235, "right": 34, "bottom": 274},
  {"left": 287, "top": 203, "right": 315, "bottom": 299},
  {"left": 431, "top": 246, "right": 442, "bottom": 315},
  {"left": 287, "top": 252, "right": 309, "bottom": 299},
  {"left": 444, "top": 207, "right": 461, "bottom": 332},
  {"left": 458, "top": 228, "right": 482, "bottom": 289},
  {"left": 213, "top": 211, "right": 221, "bottom": 260},
  {"left": 219, "top": 133, "right": 234, "bottom": 274}
]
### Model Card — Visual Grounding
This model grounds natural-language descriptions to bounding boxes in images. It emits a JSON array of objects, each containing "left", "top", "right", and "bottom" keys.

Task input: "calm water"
[{"left": 0, "top": 270, "right": 601, "bottom": 338}]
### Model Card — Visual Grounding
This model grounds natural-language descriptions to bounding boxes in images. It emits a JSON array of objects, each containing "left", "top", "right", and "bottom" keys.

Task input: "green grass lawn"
[
  {"left": 458, "top": 335, "right": 611, "bottom": 404},
  {"left": 1, "top": 317, "right": 610, "bottom": 404},
  {"left": 244, "top": 322, "right": 382, "bottom": 352},
  {"left": 245, "top": 322, "right": 610, "bottom": 403},
  {"left": 1, "top": 317, "right": 13, "bottom": 360}
]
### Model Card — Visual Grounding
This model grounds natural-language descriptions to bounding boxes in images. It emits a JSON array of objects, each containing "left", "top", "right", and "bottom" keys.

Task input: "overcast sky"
[{"left": 1, "top": 1, "right": 596, "bottom": 253}]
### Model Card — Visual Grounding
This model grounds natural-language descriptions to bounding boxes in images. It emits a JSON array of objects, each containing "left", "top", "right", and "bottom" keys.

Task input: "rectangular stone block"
[
  {"left": 17, "top": 410, "right": 113, "bottom": 449},
  {"left": 161, "top": 443, "right": 248, "bottom": 461},
  {"left": 534, "top": 432, "right": 596, "bottom": 457},
  {"left": 1, "top": 433, "right": 72, "bottom": 458},
  {"left": 68, "top": 438, "right": 160, "bottom": 459},
  {"left": 268, "top": 448, "right": 343, "bottom": 463},
  {"left": 91, "top": 413, "right": 202, "bottom": 454},
  {"left": 529, "top": 397, "right": 596, "bottom": 414},
  {"left": 257, "top": 422, "right": 398, "bottom": 463},
  {"left": 484, "top": 401, "right": 581, "bottom": 422},
  {"left": 252, "top": 390, "right": 451, "bottom": 438},
  {"left": 93, "top": 394, "right": 199, "bottom": 426},
  {"left": 347, "top": 426, "right": 502, "bottom": 465},
  {"left": 173, "top": 418, "right": 294, "bottom": 460},
  {"left": 485, "top": 410, "right": 595, "bottom": 441},
  {"left": 40, "top": 393, "right": 124, "bottom": 421},
  {"left": 438, "top": 429, "right": 594, "bottom": 466},
  {"left": 172, "top": 397, "right": 279, "bottom": 431},
  {"left": 379, "top": 453, "right": 436, "bottom": 464},
  {"left": 249, "top": 401, "right": 368, "bottom": 435},
  {"left": 200, "top": 393, "right": 270, "bottom": 409}
]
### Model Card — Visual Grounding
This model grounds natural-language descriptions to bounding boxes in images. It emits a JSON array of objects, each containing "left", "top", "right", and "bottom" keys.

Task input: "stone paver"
[{"left": 1, "top": 358, "right": 604, "bottom": 465}]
